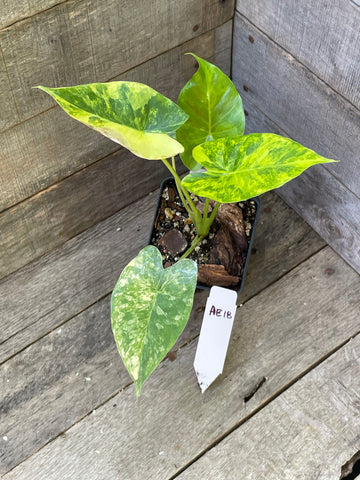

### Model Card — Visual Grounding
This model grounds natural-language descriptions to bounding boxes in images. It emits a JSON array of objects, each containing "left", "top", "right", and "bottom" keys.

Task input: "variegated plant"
[{"left": 37, "top": 54, "right": 336, "bottom": 395}]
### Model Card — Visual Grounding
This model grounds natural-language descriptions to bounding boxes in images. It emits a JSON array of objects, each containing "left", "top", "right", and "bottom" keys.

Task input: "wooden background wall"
[
  {"left": 0, "top": 0, "right": 235, "bottom": 280},
  {"left": 232, "top": 0, "right": 360, "bottom": 274}
]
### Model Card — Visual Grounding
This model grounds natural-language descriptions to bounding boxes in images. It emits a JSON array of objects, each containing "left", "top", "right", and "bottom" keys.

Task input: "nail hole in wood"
[
  {"left": 244, "top": 377, "right": 266, "bottom": 403},
  {"left": 340, "top": 451, "right": 360, "bottom": 479}
]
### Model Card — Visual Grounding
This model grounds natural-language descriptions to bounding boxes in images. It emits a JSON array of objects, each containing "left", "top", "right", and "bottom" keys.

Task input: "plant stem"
[
  {"left": 203, "top": 197, "right": 209, "bottom": 219},
  {"left": 162, "top": 158, "right": 198, "bottom": 217},
  {"left": 207, "top": 201, "right": 220, "bottom": 226}
]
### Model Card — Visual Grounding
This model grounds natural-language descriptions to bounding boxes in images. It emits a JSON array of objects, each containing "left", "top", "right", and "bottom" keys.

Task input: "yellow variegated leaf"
[
  {"left": 182, "top": 134, "right": 337, "bottom": 202},
  {"left": 37, "top": 82, "right": 188, "bottom": 159}
]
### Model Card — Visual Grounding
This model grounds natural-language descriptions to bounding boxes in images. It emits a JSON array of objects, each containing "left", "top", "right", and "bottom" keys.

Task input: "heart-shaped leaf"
[
  {"left": 37, "top": 82, "right": 188, "bottom": 159},
  {"left": 176, "top": 54, "right": 245, "bottom": 170},
  {"left": 182, "top": 134, "right": 337, "bottom": 202},
  {"left": 111, "top": 245, "right": 197, "bottom": 396}
]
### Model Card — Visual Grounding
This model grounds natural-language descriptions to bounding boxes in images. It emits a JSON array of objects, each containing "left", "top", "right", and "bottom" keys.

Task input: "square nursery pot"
[{"left": 149, "top": 178, "right": 260, "bottom": 292}]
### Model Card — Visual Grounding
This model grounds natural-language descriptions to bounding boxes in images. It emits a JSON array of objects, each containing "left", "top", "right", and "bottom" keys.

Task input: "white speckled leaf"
[{"left": 111, "top": 246, "right": 197, "bottom": 396}]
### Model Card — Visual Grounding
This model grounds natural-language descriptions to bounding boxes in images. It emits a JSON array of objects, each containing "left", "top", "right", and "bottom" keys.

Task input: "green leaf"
[
  {"left": 111, "top": 245, "right": 197, "bottom": 396},
  {"left": 176, "top": 54, "right": 245, "bottom": 170},
  {"left": 182, "top": 133, "right": 337, "bottom": 202},
  {"left": 36, "top": 82, "right": 188, "bottom": 159}
]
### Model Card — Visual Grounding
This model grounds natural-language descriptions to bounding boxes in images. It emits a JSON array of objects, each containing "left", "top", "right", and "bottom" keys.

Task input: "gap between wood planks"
[
  {"left": 0, "top": 240, "right": 326, "bottom": 369},
  {"left": 0, "top": 244, "right": 341, "bottom": 477},
  {"left": 0, "top": 1, "right": 69, "bottom": 31},
  {"left": 1, "top": 379, "right": 133, "bottom": 477},
  {"left": 168, "top": 331, "right": 360, "bottom": 480},
  {"left": 0, "top": 16, "right": 233, "bottom": 137},
  {"left": 243, "top": 93, "right": 360, "bottom": 201},
  {"left": 235, "top": 11, "right": 360, "bottom": 115},
  {"left": 0, "top": 145, "right": 122, "bottom": 216}
]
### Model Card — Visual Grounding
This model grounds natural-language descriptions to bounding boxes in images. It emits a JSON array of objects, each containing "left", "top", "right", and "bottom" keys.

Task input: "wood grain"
[
  {"left": 0, "top": 149, "right": 178, "bottom": 280},
  {"left": 0, "top": 190, "right": 325, "bottom": 472},
  {"left": 235, "top": 0, "right": 360, "bottom": 109},
  {"left": 0, "top": 0, "right": 64, "bottom": 29},
  {"left": 232, "top": 13, "right": 360, "bottom": 198},
  {"left": 2, "top": 246, "right": 358, "bottom": 478},
  {"left": 0, "top": 191, "right": 324, "bottom": 364},
  {"left": 241, "top": 96, "right": 360, "bottom": 275},
  {"left": 178, "top": 335, "right": 360, "bottom": 479},
  {"left": 278, "top": 165, "right": 360, "bottom": 274},
  {"left": 0, "top": 192, "right": 158, "bottom": 361},
  {"left": 0, "top": 47, "right": 19, "bottom": 131},
  {"left": 0, "top": 21, "right": 232, "bottom": 212},
  {"left": 0, "top": 0, "right": 234, "bottom": 129},
  {"left": 0, "top": 23, "right": 232, "bottom": 278}
]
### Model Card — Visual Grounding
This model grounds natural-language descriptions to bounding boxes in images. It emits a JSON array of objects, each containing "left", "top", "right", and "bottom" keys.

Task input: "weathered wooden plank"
[
  {"left": 1, "top": 246, "right": 359, "bottom": 478},
  {"left": 241, "top": 96, "right": 360, "bottom": 275},
  {"left": 0, "top": 46, "right": 19, "bottom": 131},
  {"left": 236, "top": 0, "right": 360, "bottom": 109},
  {"left": 0, "top": 1, "right": 64, "bottom": 30},
  {"left": 0, "top": 0, "right": 234, "bottom": 128},
  {"left": 0, "top": 23, "right": 234, "bottom": 278},
  {"left": 0, "top": 194, "right": 326, "bottom": 473},
  {"left": 0, "top": 21, "right": 232, "bottom": 212},
  {"left": 278, "top": 165, "right": 360, "bottom": 274},
  {"left": 232, "top": 13, "right": 360, "bottom": 198},
  {"left": 0, "top": 107, "right": 119, "bottom": 211},
  {"left": 0, "top": 149, "right": 178, "bottom": 280},
  {"left": 0, "top": 191, "right": 158, "bottom": 360},
  {"left": 178, "top": 335, "right": 360, "bottom": 480},
  {"left": 0, "top": 191, "right": 325, "bottom": 364}
]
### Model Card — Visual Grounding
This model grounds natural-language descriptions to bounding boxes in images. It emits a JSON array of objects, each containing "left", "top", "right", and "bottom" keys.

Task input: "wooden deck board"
[
  {"left": 1, "top": 243, "right": 358, "bottom": 477},
  {"left": 177, "top": 334, "right": 360, "bottom": 480},
  {"left": 0, "top": 190, "right": 324, "bottom": 364},
  {"left": 0, "top": 192, "right": 327, "bottom": 474}
]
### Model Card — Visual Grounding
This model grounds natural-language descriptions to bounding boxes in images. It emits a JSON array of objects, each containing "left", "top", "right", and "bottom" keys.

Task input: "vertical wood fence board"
[
  {"left": 235, "top": 0, "right": 360, "bottom": 109},
  {"left": 177, "top": 335, "right": 360, "bottom": 479},
  {"left": 232, "top": 13, "right": 360, "bottom": 198},
  {"left": 1, "top": 247, "right": 359, "bottom": 479},
  {"left": 0, "top": 0, "right": 234, "bottom": 129},
  {"left": 278, "top": 165, "right": 360, "bottom": 274},
  {"left": 0, "top": 22, "right": 232, "bottom": 213},
  {"left": 242, "top": 98, "right": 360, "bottom": 274}
]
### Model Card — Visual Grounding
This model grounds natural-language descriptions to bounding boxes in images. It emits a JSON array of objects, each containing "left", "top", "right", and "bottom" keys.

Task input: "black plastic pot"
[{"left": 149, "top": 177, "right": 260, "bottom": 292}]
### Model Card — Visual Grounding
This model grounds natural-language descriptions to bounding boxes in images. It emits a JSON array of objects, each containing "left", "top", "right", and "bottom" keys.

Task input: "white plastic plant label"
[{"left": 194, "top": 286, "right": 237, "bottom": 393}]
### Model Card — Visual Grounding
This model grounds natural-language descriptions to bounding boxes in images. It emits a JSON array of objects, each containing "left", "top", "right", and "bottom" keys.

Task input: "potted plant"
[{"left": 37, "top": 54, "right": 336, "bottom": 396}]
